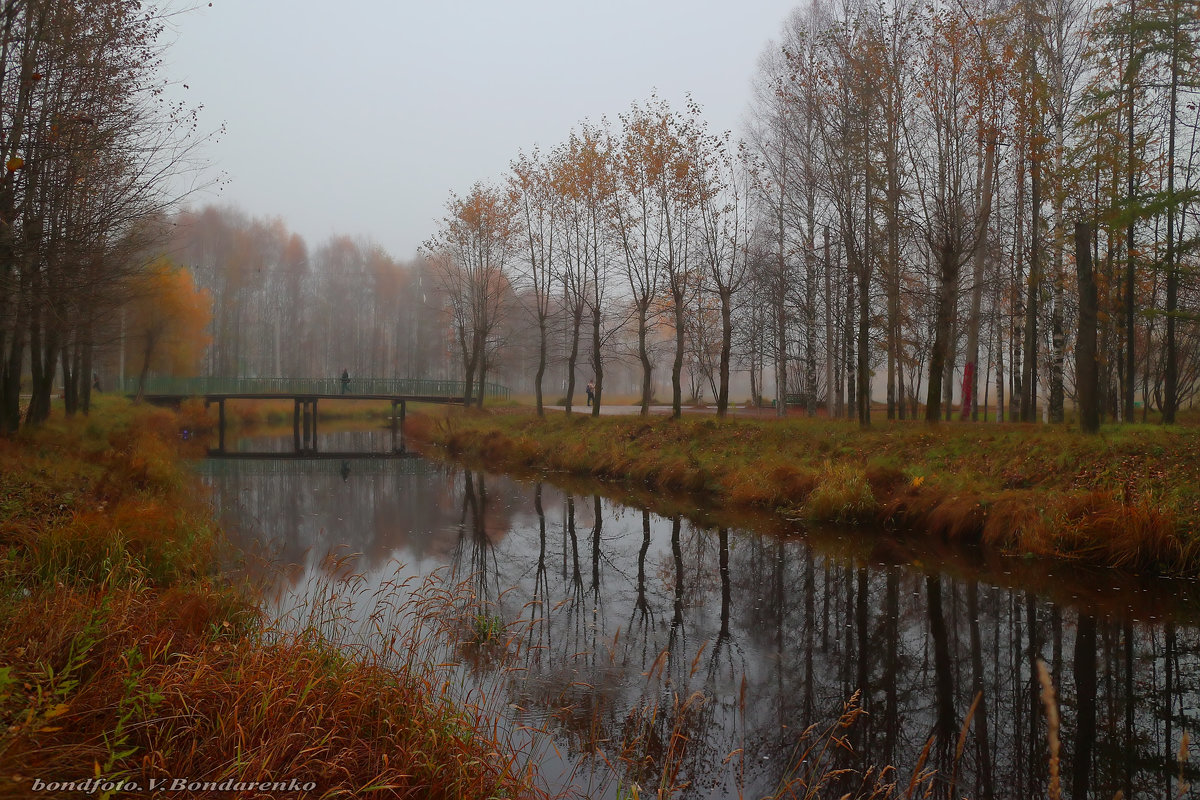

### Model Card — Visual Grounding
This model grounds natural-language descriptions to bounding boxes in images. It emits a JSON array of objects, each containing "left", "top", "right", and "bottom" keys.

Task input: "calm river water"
[{"left": 200, "top": 428, "right": 1200, "bottom": 800}]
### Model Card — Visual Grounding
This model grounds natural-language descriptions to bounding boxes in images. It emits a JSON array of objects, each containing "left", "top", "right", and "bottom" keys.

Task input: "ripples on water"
[{"left": 199, "top": 429, "right": 1200, "bottom": 799}]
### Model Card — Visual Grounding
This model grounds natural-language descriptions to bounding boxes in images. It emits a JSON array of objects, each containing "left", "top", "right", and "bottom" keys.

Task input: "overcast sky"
[{"left": 163, "top": 1, "right": 799, "bottom": 259}]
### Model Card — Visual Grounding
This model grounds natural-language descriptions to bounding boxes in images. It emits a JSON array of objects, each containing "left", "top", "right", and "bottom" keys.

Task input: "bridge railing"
[{"left": 117, "top": 376, "right": 510, "bottom": 400}]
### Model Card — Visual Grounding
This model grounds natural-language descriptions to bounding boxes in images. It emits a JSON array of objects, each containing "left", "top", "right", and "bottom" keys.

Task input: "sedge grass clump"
[
  {"left": 36, "top": 500, "right": 216, "bottom": 586},
  {"left": 726, "top": 460, "right": 816, "bottom": 507},
  {"left": 0, "top": 406, "right": 218, "bottom": 591},
  {"left": 803, "top": 461, "right": 878, "bottom": 523},
  {"left": 763, "top": 691, "right": 940, "bottom": 799},
  {"left": 1056, "top": 490, "right": 1189, "bottom": 573},
  {"left": 470, "top": 611, "right": 505, "bottom": 644},
  {"left": 2, "top": 428, "right": 219, "bottom": 590}
]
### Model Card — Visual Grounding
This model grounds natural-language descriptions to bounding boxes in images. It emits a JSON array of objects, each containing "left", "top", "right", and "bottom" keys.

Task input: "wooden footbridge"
[{"left": 118, "top": 377, "right": 509, "bottom": 452}]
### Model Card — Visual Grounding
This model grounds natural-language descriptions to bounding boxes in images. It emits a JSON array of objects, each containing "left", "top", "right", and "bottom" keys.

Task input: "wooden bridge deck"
[
  {"left": 118, "top": 377, "right": 509, "bottom": 403},
  {"left": 141, "top": 393, "right": 466, "bottom": 404}
]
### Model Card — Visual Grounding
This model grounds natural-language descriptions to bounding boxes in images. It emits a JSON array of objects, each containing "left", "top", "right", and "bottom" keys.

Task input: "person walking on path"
[
  {"left": 586, "top": 380, "right": 595, "bottom": 407},
  {"left": 340, "top": 369, "right": 350, "bottom": 395}
]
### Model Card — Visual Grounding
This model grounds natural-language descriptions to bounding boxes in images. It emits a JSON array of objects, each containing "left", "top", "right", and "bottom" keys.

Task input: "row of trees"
[
  {"left": 0, "top": 0, "right": 208, "bottom": 432},
  {"left": 164, "top": 206, "right": 452, "bottom": 383},
  {"left": 426, "top": 0, "right": 1199, "bottom": 427},
  {"left": 12, "top": 0, "right": 1191, "bottom": 429},
  {"left": 751, "top": 0, "right": 1199, "bottom": 428},
  {"left": 163, "top": 203, "right": 665, "bottom": 404},
  {"left": 423, "top": 99, "right": 757, "bottom": 417}
]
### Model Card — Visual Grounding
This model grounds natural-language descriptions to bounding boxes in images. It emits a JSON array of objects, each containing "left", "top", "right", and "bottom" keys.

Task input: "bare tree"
[
  {"left": 614, "top": 97, "right": 697, "bottom": 417},
  {"left": 424, "top": 183, "right": 517, "bottom": 407},
  {"left": 510, "top": 149, "right": 557, "bottom": 416},
  {"left": 695, "top": 131, "right": 753, "bottom": 417},
  {"left": 907, "top": 6, "right": 990, "bottom": 423},
  {"left": 553, "top": 124, "right": 612, "bottom": 414}
]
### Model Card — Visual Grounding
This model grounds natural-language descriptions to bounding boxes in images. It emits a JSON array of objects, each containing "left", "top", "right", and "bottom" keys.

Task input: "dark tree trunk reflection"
[
  {"left": 204, "top": 455, "right": 1200, "bottom": 800},
  {"left": 1072, "top": 613, "right": 1097, "bottom": 800},
  {"left": 968, "top": 580, "right": 994, "bottom": 800},
  {"left": 928, "top": 574, "right": 957, "bottom": 786}
]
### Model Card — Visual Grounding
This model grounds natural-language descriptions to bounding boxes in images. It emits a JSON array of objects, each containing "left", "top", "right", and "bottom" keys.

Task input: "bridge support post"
[
  {"left": 302, "top": 400, "right": 311, "bottom": 451},
  {"left": 389, "top": 400, "right": 406, "bottom": 453},
  {"left": 390, "top": 400, "right": 398, "bottom": 452},
  {"left": 311, "top": 398, "right": 318, "bottom": 451},
  {"left": 293, "top": 399, "right": 301, "bottom": 451},
  {"left": 218, "top": 399, "right": 226, "bottom": 452}
]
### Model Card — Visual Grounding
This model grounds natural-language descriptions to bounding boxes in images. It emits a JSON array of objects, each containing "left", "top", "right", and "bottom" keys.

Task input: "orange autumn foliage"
[{"left": 125, "top": 258, "right": 212, "bottom": 381}]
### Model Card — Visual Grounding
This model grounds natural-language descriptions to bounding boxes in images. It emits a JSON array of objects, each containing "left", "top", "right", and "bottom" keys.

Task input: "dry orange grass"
[
  {"left": 0, "top": 400, "right": 546, "bottom": 800},
  {"left": 415, "top": 410, "right": 1200, "bottom": 576},
  {"left": 761, "top": 461, "right": 813, "bottom": 502},
  {"left": 1056, "top": 492, "right": 1192, "bottom": 571},
  {"left": 0, "top": 584, "right": 540, "bottom": 800},
  {"left": 980, "top": 493, "right": 1049, "bottom": 550},
  {"left": 924, "top": 494, "right": 988, "bottom": 540}
]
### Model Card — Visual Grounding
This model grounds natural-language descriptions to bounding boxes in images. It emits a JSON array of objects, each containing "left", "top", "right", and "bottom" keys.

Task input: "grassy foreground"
[
  {"left": 417, "top": 410, "right": 1200, "bottom": 576},
  {"left": 0, "top": 398, "right": 542, "bottom": 799}
]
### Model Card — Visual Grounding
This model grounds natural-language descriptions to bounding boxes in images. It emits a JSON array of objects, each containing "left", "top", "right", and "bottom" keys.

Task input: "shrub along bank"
[
  {"left": 419, "top": 410, "right": 1200, "bottom": 576},
  {"left": 0, "top": 397, "right": 542, "bottom": 799}
]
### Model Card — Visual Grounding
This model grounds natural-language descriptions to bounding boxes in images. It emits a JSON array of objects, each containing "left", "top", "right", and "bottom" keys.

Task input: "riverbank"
[
  {"left": 0, "top": 398, "right": 543, "bottom": 799},
  {"left": 416, "top": 410, "right": 1200, "bottom": 576}
]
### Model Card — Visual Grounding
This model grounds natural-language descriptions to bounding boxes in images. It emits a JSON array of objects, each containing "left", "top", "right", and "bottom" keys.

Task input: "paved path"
[{"left": 544, "top": 404, "right": 775, "bottom": 416}]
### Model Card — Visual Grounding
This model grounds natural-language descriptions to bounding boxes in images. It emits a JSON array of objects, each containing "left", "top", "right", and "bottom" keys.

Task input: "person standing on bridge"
[{"left": 340, "top": 369, "right": 350, "bottom": 395}]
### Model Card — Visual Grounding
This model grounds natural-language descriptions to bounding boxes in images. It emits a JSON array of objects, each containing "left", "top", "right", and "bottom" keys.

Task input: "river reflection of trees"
[{"left": 204, "top": 457, "right": 1200, "bottom": 800}]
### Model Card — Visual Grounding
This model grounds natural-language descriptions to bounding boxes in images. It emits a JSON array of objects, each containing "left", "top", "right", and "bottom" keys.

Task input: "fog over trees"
[
  {"left": 167, "top": 206, "right": 447, "bottom": 385},
  {"left": 3, "top": 0, "right": 1198, "bottom": 430},
  {"left": 417, "top": 0, "right": 1200, "bottom": 425}
]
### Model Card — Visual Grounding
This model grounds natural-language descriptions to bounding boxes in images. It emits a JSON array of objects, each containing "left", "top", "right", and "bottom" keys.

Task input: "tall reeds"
[
  {"left": 1036, "top": 659, "right": 1062, "bottom": 800},
  {"left": 0, "top": 401, "right": 545, "bottom": 799}
]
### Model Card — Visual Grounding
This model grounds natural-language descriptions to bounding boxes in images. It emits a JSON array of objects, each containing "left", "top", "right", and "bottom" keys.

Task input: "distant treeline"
[{"left": 165, "top": 207, "right": 446, "bottom": 384}]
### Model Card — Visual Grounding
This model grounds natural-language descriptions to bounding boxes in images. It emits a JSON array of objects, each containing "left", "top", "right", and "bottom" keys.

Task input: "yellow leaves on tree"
[{"left": 127, "top": 258, "right": 211, "bottom": 393}]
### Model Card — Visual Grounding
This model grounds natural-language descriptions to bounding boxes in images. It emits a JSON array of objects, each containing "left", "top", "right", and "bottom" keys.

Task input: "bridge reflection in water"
[{"left": 194, "top": 451, "right": 431, "bottom": 479}]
